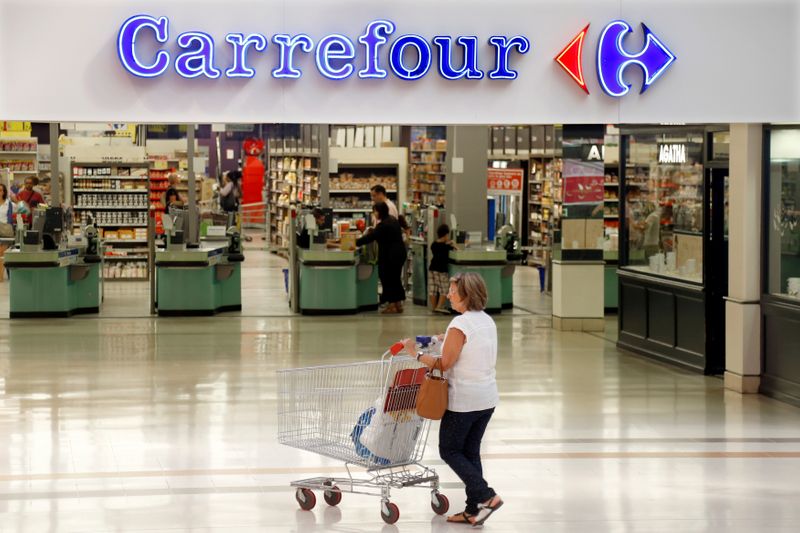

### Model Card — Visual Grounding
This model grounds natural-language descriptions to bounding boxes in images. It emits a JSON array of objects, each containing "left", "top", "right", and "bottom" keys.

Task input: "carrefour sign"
[{"left": 117, "top": 15, "right": 675, "bottom": 97}]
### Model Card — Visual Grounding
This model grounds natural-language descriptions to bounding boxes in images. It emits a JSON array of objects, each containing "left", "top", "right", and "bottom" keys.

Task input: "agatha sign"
[{"left": 117, "top": 15, "right": 675, "bottom": 96}]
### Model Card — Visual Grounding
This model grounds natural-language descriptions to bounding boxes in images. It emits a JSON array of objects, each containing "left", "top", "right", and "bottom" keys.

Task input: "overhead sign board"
[{"left": 0, "top": 0, "right": 798, "bottom": 123}]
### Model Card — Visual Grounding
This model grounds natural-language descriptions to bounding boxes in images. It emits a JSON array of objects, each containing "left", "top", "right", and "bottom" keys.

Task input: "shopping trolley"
[{"left": 276, "top": 341, "right": 449, "bottom": 525}]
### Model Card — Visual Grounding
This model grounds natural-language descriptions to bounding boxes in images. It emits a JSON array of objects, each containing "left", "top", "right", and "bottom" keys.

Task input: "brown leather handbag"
[{"left": 416, "top": 359, "right": 448, "bottom": 420}]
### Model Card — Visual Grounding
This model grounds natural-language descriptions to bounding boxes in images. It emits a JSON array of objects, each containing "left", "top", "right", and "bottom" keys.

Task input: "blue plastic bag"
[{"left": 350, "top": 407, "right": 391, "bottom": 466}]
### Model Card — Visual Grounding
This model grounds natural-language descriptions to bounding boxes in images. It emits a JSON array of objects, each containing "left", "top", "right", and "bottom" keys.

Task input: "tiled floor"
[{"left": 0, "top": 249, "right": 799, "bottom": 531}]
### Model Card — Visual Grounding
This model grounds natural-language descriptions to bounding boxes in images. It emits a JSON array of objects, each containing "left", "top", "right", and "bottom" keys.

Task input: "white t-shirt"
[
  {"left": 0, "top": 199, "right": 12, "bottom": 223},
  {"left": 385, "top": 198, "right": 398, "bottom": 219},
  {"left": 444, "top": 310, "right": 499, "bottom": 412}
]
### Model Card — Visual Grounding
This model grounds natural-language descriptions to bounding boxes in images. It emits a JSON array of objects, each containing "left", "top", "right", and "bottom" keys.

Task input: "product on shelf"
[
  {"left": 269, "top": 151, "right": 321, "bottom": 249},
  {"left": 410, "top": 136, "right": 447, "bottom": 206},
  {"left": 330, "top": 174, "right": 398, "bottom": 191},
  {"left": 72, "top": 162, "right": 152, "bottom": 280},
  {"left": 528, "top": 157, "right": 563, "bottom": 251},
  {"left": 0, "top": 139, "right": 37, "bottom": 152}
]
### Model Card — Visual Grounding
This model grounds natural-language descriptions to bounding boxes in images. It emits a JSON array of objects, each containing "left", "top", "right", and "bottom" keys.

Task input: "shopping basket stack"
[{"left": 277, "top": 342, "right": 449, "bottom": 524}]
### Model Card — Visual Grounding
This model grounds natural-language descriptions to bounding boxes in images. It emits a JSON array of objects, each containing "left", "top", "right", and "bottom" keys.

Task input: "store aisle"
[{"left": 1, "top": 309, "right": 799, "bottom": 532}]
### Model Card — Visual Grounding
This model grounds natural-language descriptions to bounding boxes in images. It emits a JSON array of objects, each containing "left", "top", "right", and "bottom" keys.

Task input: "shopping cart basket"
[{"left": 277, "top": 342, "right": 449, "bottom": 525}]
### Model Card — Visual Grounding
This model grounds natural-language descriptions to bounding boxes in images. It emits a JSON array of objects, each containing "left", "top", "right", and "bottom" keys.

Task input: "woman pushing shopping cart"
[{"left": 277, "top": 272, "right": 502, "bottom": 527}]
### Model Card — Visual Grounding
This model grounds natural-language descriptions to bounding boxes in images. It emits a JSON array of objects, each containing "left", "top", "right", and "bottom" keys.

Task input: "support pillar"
[
  {"left": 724, "top": 124, "right": 763, "bottom": 393},
  {"left": 445, "top": 126, "right": 488, "bottom": 235},
  {"left": 187, "top": 124, "right": 198, "bottom": 245},
  {"left": 49, "top": 123, "right": 60, "bottom": 204}
]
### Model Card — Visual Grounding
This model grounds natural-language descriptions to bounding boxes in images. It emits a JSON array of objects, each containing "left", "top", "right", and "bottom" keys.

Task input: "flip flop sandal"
[
  {"left": 446, "top": 511, "right": 475, "bottom": 524},
  {"left": 471, "top": 497, "right": 503, "bottom": 527}
]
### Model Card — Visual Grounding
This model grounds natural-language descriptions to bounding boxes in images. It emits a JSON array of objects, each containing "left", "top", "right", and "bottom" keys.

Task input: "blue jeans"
[{"left": 438, "top": 408, "right": 496, "bottom": 515}]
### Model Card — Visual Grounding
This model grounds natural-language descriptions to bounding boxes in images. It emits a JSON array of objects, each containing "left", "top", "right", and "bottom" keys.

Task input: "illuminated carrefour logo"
[
  {"left": 117, "top": 15, "right": 530, "bottom": 81},
  {"left": 555, "top": 20, "right": 676, "bottom": 97}
]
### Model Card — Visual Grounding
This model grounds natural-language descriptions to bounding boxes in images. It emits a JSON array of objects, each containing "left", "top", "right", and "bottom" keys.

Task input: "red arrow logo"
[{"left": 555, "top": 24, "right": 590, "bottom": 94}]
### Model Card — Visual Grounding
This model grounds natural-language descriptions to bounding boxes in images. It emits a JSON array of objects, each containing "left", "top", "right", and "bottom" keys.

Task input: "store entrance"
[{"left": 705, "top": 166, "right": 729, "bottom": 374}]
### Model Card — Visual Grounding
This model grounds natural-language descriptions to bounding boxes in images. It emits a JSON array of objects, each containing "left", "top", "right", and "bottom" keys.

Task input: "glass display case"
[
  {"left": 767, "top": 129, "right": 800, "bottom": 300},
  {"left": 622, "top": 131, "right": 705, "bottom": 282},
  {"left": 617, "top": 127, "right": 726, "bottom": 376}
]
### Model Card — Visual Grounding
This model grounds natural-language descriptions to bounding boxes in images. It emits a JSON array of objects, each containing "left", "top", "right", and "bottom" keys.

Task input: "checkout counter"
[
  {"left": 154, "top": 209, "right": 244, "bottom": 316},
  {"left": 5, "top": 207, "right": 102, "bottom": 318},
  {"left": 448, "top": 248, "right": 509, "bottom": 313},
  {"left": 290, "top": 207, "right": 379, "bottom": 315},
  {"left": 296, "top": 248, "right": 379, "bottom": 314}
]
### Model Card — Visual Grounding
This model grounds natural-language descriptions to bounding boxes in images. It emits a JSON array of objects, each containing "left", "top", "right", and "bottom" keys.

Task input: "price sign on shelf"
[{"left": 487, "top": 168, "right": 524, "bottom": 196}]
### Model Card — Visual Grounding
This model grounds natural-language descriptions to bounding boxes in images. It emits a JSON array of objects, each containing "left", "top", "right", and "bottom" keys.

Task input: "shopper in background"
[
  {"left": 356, "top": 201, "right": 406, "bottom": 314},
  {"left": 642, "top": 202, "right": 661, "bottom": 259},
  {"left": 17, "top": 177, "right": 44, "bottom": 226},
  {"left": 220, "top": 170, "right": 241, "bottom": 213},
  {"left": 370, "top": 185, "right": 398, "bottom": 220},
  {"left": 403, "top": 272, "right": 502, "bottom": 526},
  {"left": 165, "top": 189, "right": 182, "bottom": 210},
  {"left": 429, "top": 223, "right": 456, "bottom": 313},
  {"left": 0, "top": 183, "right": 14, "bottom": 236},
  {"left": 163, "top": 173, "right": 184, "bottom": 209},
  {"left": 297, "top": 208, "right": 326, "bottom": 249}
]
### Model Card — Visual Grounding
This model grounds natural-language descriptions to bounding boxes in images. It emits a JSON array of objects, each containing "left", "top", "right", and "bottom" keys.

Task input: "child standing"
[{"left": 429, "top": 224, "right": 455, "bottom": 313}]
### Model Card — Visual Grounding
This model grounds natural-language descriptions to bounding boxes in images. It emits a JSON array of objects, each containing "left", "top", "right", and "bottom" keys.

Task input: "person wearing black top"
[
  {"left": 297, "top": 208, "right": 326, "bottom": 249},
  {"left": 429, "top": 223, "right": 456, "bottom": 313},
  {"left": 356, "top": 201, "right": 407, "bottom": 314}
]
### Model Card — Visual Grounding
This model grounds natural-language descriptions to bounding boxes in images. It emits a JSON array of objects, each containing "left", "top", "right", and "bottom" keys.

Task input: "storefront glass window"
[
  {"left": 624, "top": 132, "right": 705, "bottom": 282},
  {"left": 768, "top": 129, "right": 800, "bottom": 300}
]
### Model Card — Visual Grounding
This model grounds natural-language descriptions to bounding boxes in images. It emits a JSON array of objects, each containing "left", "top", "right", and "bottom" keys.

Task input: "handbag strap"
[{"left": 431, "top": 358, "right": 444, "bottom": 377}]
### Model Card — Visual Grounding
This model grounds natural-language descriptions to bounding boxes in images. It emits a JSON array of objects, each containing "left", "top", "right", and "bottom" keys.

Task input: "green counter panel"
[
  {"left": 9, "top": 263, "right": 100, "bottom": 318},
  {"left": 356, "top": 264, "right": 379, "bottom": 310},
  {"left": 76, "top": 264, "right": 101, "bottom": 311},
  {"left": 299, "top": 263, "right": 358, "bottom": 314},
  {"left": 448, "top": 264, "right": 503, "bottom": 313},
  {"left": 604, "top": 265, "right": 618, "bottom": 310},
  {"left": 10, "top": 267, "right": 75, "bottom": 316},
  {"left": 501, "top": 266, "right": 514, "bottom": 309},
  {"left": 218, "top": 264, "right": 242, "bottom": 311},
  {"left": 156, "top": 263, "right": 242, "bottom": 316},
  {"left": 157, "top": 266, "right": 216, "bottom": 314}
]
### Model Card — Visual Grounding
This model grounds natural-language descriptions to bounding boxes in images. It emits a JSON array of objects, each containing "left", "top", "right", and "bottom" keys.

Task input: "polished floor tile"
[{"left": 0, "top": 251, "right": 798, "bottom": 531}]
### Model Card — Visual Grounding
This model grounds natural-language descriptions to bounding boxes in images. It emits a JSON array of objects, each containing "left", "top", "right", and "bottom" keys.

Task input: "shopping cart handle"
[{"left": 389, "top": 341, "right": 406, "bottom": 356}]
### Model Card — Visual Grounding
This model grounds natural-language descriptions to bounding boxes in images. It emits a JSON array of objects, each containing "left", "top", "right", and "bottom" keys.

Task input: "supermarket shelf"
[
  {"left": 104, "top": 256, "right": 148, "bottom": 261},
  {"left": 8, "top": 170, "right": 38, "bottom": 174},
  {"left": 330, "top": 189, "right": 397, "bottom": 194},
  {"left": 104, "top": 239, "right": 148, "bottom": 244},
  {"left": 104, "top": 277, "right": 148, "bottom": 282},
  {"left": 75, "top": 206, "right": 148, "bottom": 210},
  {"left": 73, "top": 189, "right": 147, "bottom": 193},
  {"left": 270, "top": 152, "right": 321, "bottom": 158},
  {"left": 96, "top": 223, "right": 148, "bottom": 228},
  {"left": 605, "top": 183, "right": 620, "bottom": 187},
  {"left": 72, "top": 176, "right": 147, "bottom": 180},
  {"left": 0, "top": 151, "right": 37, "bottom": 155}
]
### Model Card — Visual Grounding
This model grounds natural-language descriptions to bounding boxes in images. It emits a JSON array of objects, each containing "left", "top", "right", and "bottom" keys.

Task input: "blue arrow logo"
[{"left": 597, "top": 21, "right": 676, "bottom": 97}]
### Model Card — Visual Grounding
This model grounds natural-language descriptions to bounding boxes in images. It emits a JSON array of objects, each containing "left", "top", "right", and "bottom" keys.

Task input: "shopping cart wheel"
[
  {"left": 381, "top": 501, "right": 400, "bottom": 525},
  {"left": 295, "top": 488, "right": 316, "bottom": 511},
  {"left": 323, "top": 485, "right": 342, "bottom": 507},
  {"left": 431, "top": 492, "right": 450, "bottom": 515}
]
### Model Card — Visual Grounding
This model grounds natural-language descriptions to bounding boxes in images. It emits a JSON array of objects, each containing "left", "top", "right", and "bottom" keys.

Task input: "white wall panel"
[{"left": 0, "top": 0, "right": 797, "bottom": 123}]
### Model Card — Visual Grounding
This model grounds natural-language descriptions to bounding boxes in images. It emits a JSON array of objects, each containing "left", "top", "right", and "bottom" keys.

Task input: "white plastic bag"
[{"left": 361, "top": 399, "right": 422, "bottom": 464}]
